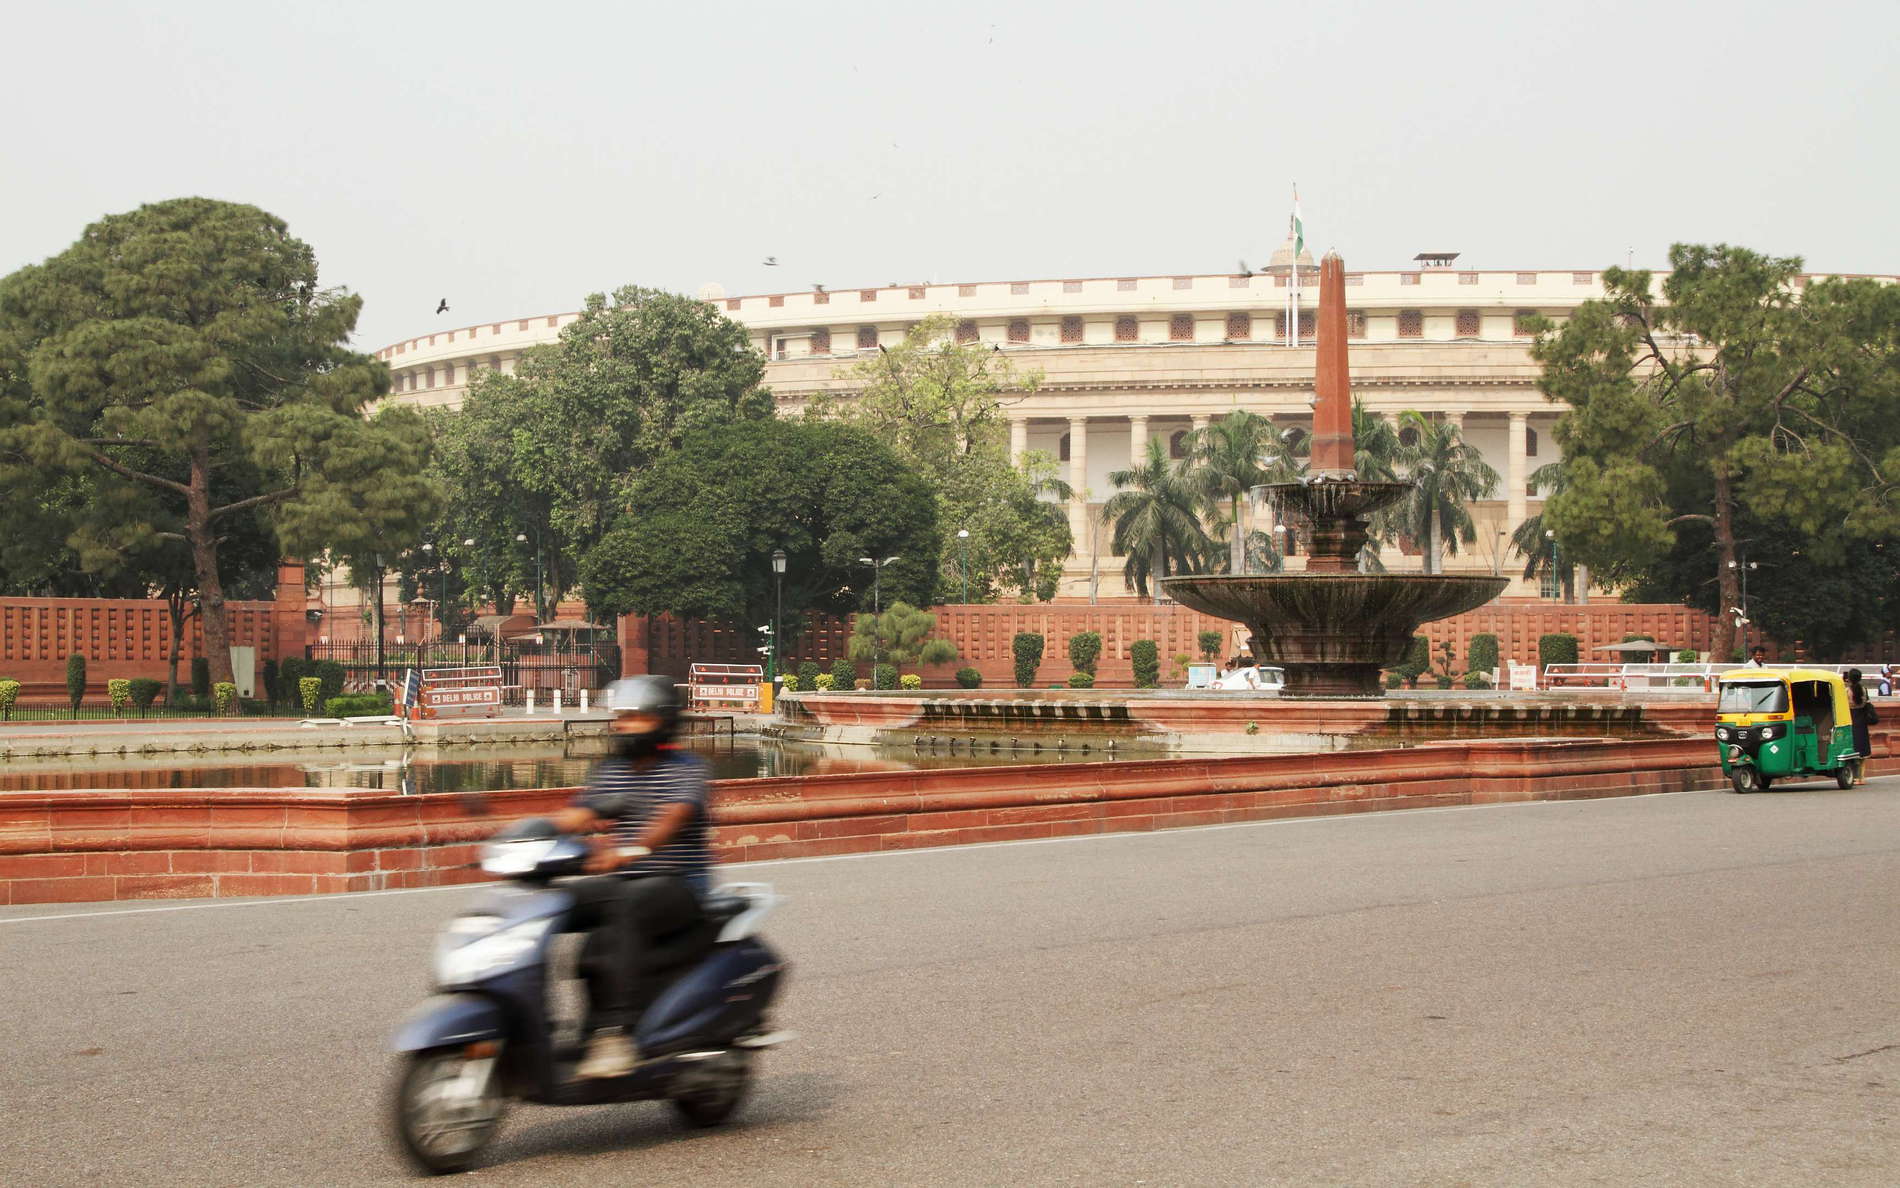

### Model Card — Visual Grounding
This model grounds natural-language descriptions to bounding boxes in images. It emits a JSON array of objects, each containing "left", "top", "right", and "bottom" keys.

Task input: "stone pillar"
[
  {"left": 618, "top": 613, "right": 651, "bottom": 676},
  {"left": 1443, "top": 411, "right": 1464, "bottom": 434},
  {"left": 1507, "top": 412, "right": 1528, "bottom": 531},
  {"left": 272, "top": 560, "right": 309, "bottom": 665},
  {"left": 1128, "top": 415, "right": 1149, "bottom": 465},
  {"left": 1190, "top": 413, "right": 1209, "bottom": 438},
  {"left": 1009, "top": 416, "right": 1028, "bottom": 466},
  {"left": 1068, "top": 416, "right": 1089, "bottom": 545}
]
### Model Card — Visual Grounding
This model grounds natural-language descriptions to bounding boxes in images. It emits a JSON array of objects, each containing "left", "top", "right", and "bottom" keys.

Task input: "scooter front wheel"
[
  {"left": 671, "top": 1050, "right": 754, "bottom": 1128},
  {"left": 392, "top": 1048, "right": 508, "bottom": 1175}
]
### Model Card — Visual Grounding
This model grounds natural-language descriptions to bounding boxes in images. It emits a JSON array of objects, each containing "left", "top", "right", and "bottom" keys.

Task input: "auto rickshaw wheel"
[
  {"left": 1729, "top": 767, "right": 1761, "bottom": 794},
  {"left": 1837, "top": 765, "right": 1855, "bottom": 790}
]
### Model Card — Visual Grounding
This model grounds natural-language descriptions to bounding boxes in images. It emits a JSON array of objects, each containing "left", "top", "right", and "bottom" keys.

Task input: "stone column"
[
  {"left": 1507, "top": 412, "right": 1528, "bottom": 531},
  {"left": 1009, "top": 416, "right": 1028, "bottom": 466},
  {"left": 1190, "top": 413, "right": 1209, "bottom": 438},
  {"left": 1128, "top": 415, "right": 1149, "bottom": 465},
  {"left": 1443, "top": 411, "right": 1464, "bottom": 434},
  {"left": 1068, "top": 416, "right": 1089, "bottom": 545}
]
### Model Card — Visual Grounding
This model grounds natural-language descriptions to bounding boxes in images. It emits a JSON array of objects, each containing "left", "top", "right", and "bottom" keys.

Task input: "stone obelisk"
[{"left": 1308, "top": 251, "right": 1355, "bottom": 480}]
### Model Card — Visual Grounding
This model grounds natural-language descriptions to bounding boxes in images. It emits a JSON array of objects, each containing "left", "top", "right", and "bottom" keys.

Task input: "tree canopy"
[
  {"left": 442, "top": 285, "right": 772, "bottom": 619},
  {"left": 0, "top": 198, "right": 438, "bottom": 681},
  {"left": 815, "top": 316, "right": 1068, "bottom": 602},
  {"left": 580, "top": 419, "right": 940, "bottom": 629},
  {"left": 1532, "top": 243, "right": 1900, "bottom": 657}
]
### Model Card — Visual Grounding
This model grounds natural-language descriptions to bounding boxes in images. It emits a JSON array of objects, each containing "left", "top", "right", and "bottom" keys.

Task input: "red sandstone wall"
[{"left": 629, "top": 600, "right": 1730, "bottom": 687}]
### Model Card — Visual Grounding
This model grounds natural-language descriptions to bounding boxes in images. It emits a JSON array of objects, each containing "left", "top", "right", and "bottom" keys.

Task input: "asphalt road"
[{"left": 5, "top": 775, "right": 1900, "bottom": 1186}]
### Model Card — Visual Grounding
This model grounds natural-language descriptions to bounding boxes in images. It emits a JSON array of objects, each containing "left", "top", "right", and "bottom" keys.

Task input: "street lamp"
[
  {"left": 515, "top": 532, "right": 543, "bottom": 623},
  {"left": 1544, "top": 529, "right": 1563, "bottom": 603},
  {"left": 770, "top": 548, "right": 787, "bottom": 682},
  {"left": 1728, "top": 553, "right": 1759, "bottom": 658},
  {"left": 956, "top": 529, "right": 970, "bottom": 604},
  {"left": 857, "top": 555, "right": 899, "bottom": 680}
]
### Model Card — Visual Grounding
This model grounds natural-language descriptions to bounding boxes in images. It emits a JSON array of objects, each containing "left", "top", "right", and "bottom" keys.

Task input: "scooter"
[{"left": 389, "top": 819, "right": 791, "bottom": 1175}]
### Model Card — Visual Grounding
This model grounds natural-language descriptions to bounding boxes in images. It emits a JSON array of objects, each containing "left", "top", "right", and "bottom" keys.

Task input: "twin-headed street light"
[
  {"left": 769, "top": 548, "right": 787, "bottom": 682},
  {"left": 857, "top": 555, "right": 899, "bottom": 678}
]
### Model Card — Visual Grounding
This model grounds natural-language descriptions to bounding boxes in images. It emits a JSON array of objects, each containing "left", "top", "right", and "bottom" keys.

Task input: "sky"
[{"left": 4, "top": 0, "right": 1897, "bottom": 351}]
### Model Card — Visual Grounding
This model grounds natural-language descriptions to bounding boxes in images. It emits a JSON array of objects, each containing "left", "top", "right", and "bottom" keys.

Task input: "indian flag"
[{"left": 1290, "top": 185, "right": 1303, "bottom": 255}]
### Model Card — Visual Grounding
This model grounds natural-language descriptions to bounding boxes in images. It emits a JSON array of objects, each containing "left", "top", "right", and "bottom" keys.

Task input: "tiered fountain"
[{"left": 1161, "top": 253, "right": 1508, "bottom": 697}]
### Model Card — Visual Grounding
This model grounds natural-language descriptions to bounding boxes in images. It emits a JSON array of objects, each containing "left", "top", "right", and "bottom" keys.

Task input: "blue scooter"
[{"left": 389, "top": 820, "right": 791, "bottom": 1175}]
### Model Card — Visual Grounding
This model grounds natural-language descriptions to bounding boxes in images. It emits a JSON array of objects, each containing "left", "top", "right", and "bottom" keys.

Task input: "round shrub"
[
  {"left": 1538, "top": 633, "right": 1579, "bottom": 669},
  {"left": 1466, "top": 633, "right": 1499, "bottom": 678},
  {"left": 899, "top": 673, "right": 923, "bottom": 690},
  {"left": 798, "top": 661, "right": 822, "bottom": 691},
  {"left": 1464, "top": 672, "right": 1493, "bottom": 690},
  {"left": 779, "top": 674, "right": 799, "bottom": 693},
  {"left": 324, "top": 693, "right": 394, "bottom": 718},
  {"left": 1130, "top": 639, "right": 1160, "bottom": 689},
  {"left": 955, "top": 667, "right": 983, "bottom": 689},
  {"left": 298, "top": 676, "right": 323, "bottom": 715},
  {"left": 108, "top": 679, "right": 132, "bottom": 715},
  {"left": 128, "top": 678, "right": 162, "bottom": 711},
  {"left": 1067, "top": 631, "right": 1102, "bottom": 676},
  {"left": 213, "top": 682, "right": 238, "bottom": 715},
  {"left": 874, "top": 664, "right": 898, "bottom": 690},
  {"left": 813, "top": 673, "right": 836, "bottom": 691},
  {"left": 1011, "top": 632, "right": 1044, "bottom": 688},
  {"left": 0, "top": 678, "right": 19, "bottom": 718},
  {"left": 830, "top": 656, "right": 856, "bottom": 690},
  {"left": 1067, "top": 672, "right": 1095, "bottom": 688}
]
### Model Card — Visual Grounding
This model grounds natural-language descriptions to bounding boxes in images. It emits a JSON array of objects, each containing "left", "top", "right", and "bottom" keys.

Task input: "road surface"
[{"left": 5, "top": 775, "right": 1899, "bottom": 1185}]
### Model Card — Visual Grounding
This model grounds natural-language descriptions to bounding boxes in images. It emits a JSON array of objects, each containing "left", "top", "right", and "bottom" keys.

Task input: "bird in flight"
[
  {"left": 1236, "top": 260, "right": 1253, "bottom": 277},
  {"left": 762, "top": 256, "right": 779, "bottom": 266},
  {"left": 812, "top": 284, "right": 826, "bottom": 293},
  {"left": 436, "top": 298, "right": 449, "bottom": 314}
]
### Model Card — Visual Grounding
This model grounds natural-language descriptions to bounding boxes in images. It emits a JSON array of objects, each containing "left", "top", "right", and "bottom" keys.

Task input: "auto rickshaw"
[{"left": 1714, "top": 668, "right": 1858, "bottom": 793}]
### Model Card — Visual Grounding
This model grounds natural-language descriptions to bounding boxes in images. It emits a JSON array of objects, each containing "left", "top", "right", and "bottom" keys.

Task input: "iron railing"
[{"left": 304, "top": 640, "right": 621, "bottom": 704}]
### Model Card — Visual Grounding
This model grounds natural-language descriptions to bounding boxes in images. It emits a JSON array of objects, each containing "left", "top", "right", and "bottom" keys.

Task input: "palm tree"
[
  {"left": 1395, "top": 411, "right": 1500, "bottom": 575},
  {"left": 1351, "top": 401, "right": 1404, "bottom": 572},
  {"left": 1102, "top": 439, "right": 1213, "bottom": 599},
  {"left": 1510, "top": 460, "right": 1573, "bottom": 598},
  {"left": 1188, "top": 410, "right": 1279, "bottom": 574}
]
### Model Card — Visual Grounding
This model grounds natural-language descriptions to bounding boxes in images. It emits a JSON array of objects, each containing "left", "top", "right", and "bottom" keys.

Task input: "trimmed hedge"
[
  {"left": 955, "top": 667, "right": 983, "bottom": 689},
  {"left": 798, "top": 661, "right": 822, "bottom": 691},
  {"left": 324, "top": 693, "right": 394, "bottom": 718},
  {"left": 830, "top": 656, "right": 856, "bottom": 690},
  {"left": 779, "top": 675, "right": 799, "bottom": 693},
  {"left": 813, "top": 673, "right": 836, "bottom": 690},
  {"left": 66, "top": 653, "right": 87, "bottom": 709},
  {"left": 0, "top": 679, "right": 18, "bottom": 718},
  {"left": 108, "top": 678, "right": 132, "bottom": 714},
  {"left": 873, "top": 664, "right": 898, "bottom": 690},
  {"left": 1067, "top": 631, "right": 1102, "bottom": 676},
  {"left": 129, "top": 678, "right": 162, "bottom": 710},
  {"left": 1466, "top": 633, "right": 1499, "bottom": 677},
  {"left": 213, "top": 681, "right": 237, "bottom": 715},
  {"left": 1011, "top": 632, "right": 1044, "bottom": 688},
  {"left": 1067, "top": 672, "right": 1095, "bottom": 689},
  {"left": 298, "top": 677, "right": 324, "bottom": 715},
  {"left": 1131, "top": 639, "right": 1160, "bottom": 689},
  {"left": 1538, "top": 633, "right": 1579, "bottom": 669},
  {"left": 899, "top": 673, "right": 923, "bottom": 690}
]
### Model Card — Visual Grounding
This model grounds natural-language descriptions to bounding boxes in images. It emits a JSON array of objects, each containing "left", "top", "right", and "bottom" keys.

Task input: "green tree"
[
  {"left": 0, "top": 198, "right": 435, "bottom": 684},
  {"left": 1531, "top": 244, "right": 1900, "bottom": 658},
  {"left": 1102, "top": 439, "right": 1214, "bottom": 598},
  {"left": 1396, "top": 411, "right": 1499, "bottom": 575},
  {"left": 1188, "top": 410, "right": 1280, "bottom": 574},
  {"left": 443, "top": 286, "right": 771, "bottom": 620},
  {"left": 847, "top": 601, "right": 958, "bottom": 670},
  {"left": 817, "top": 316, "right": 1067, "bottom": 602},
  {"left": 1508, "top": 461, "right": 1575, "bottom": 599},
  {"left": 581, "top": 420, "right": 939, "bottom": 627}
]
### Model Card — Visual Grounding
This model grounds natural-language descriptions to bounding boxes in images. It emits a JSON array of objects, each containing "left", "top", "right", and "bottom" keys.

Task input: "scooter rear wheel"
[
  {"left": 392, "top": 1049, "right": 508, "bottom": 1175},
  {"left": 671, "top": 1050, "right": 753, "bottom": 1128}
]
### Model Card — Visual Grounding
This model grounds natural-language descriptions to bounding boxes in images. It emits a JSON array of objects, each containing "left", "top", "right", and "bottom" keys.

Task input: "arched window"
[
  {"left": 1526, "top": 426, "right": 1539, "bottom": 457},
  {"left": 1058, "top": 432, "right": 1071, "bottom": 462},
  {"left": 1169, "top": 430, "right": 1188, "bottom": 459}
]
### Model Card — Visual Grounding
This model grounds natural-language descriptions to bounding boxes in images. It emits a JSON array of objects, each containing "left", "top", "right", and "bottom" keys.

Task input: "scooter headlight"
[{"left": 434, "top": 916, "right": 554, "bottom": 987}]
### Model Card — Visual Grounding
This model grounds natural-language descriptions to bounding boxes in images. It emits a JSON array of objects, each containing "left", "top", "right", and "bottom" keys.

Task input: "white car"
[{"left": 1209, "top": 665, "right": 1286, "bottom": 692}]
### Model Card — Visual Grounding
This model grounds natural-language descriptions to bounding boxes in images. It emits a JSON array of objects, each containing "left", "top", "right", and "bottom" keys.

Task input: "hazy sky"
[{"left": 6, "top": 0, "right": 1896, "bottom": 351}]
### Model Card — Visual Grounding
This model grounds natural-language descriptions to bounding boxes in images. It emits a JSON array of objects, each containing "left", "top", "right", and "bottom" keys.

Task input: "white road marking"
[{"left": 0, "top": 788, "right": 1718, "bottom": 926}]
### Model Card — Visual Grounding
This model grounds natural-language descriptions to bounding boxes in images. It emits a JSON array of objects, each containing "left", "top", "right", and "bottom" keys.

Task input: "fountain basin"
[{"left": 1161, "top": 573, "right": 1510, "bottom": 697}]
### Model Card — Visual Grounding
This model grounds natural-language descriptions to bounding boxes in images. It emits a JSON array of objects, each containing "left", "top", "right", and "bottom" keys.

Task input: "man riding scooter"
[{"left": 551, "top": 676, "right": 712, "bottom": 1080}]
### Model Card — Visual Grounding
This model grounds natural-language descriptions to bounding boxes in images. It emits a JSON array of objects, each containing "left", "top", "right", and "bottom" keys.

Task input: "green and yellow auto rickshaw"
[{"left": 1714, "top": 667, "right": 1858, "bottom": 793}]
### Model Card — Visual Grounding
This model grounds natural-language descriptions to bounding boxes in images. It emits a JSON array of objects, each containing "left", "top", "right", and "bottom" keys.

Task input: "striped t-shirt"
[{"left": 573, "top": 749, "right": 711, "bottom": 886}]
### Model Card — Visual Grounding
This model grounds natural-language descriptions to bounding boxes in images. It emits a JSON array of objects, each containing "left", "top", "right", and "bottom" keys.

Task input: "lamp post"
[
  {"left": 857, "top": 555, "right": 899, "bottom": 680},
  {"left": 515, "top": 531, "right": 543, "bottom": 624},
  {"left": 1729, "top": 552, "right": 1758, "bottom": 658},
  {"left": 770, "top": 548, "right": 787, "bottom": 682},
  {"left": 956, "top": 529, "right": 970, "bottom": 604},
  {"left": 1544, "top": 529, "right": 1563, "bottom": 603}
]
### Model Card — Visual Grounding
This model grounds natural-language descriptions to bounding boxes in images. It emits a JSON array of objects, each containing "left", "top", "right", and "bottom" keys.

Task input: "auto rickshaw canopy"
[{"left": 1717, "top": 668, "right": 1851, "bottom": 725}]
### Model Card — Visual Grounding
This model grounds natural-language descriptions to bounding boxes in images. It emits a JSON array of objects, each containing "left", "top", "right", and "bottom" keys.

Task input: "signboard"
[
  {"left": 688, "top": 663, "right": 765, "bottom": 711},
  {"left": 412, "top": 666, "right": 504, "bottom": 720}
]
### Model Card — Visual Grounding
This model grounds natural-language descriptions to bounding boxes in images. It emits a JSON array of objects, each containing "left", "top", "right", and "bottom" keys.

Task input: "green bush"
[
  {"left": 1011, "top": 632, "right": 1044, "bottom": 688},
  {"left": 1391, "top": 635, "right": 1430, "bottom": 684},
  {"left": 309, "top": 659, "right": 347, "bottom": 702},
  {"left": 814, "top": 673, "right": 836, "bottom": 691},
  {"left": 1067, "top": 672, "right": 1095, "bottom": 688},
  {"left": 298, "top": 676, "right": 323, "bottom": 715},
  {"left": 779, "top": 674, "right": 799, "bottom": 693},
  {"left": 324, "top": 693, "right": 394, "bottom": 718},
  {"left": 830, "top": 656, "right": 856, "bottom": 690},
  {"left": 1464, "top": 672, "right": 1494, "bottom": 690},
  {"left": 1131, "top": 639, "right": 1160, "bottom": 689},
  {"left": 1466, "top": 633, "right": 1499, "bottom": 677},
  {"left": 128, "top": 677, "right": 162, "bottom": 711},
  {"left": 1197, "top": 630, "right": 1223, "bottom": 662},
  {"left": 899, "top": 673, "right": 923, "bottom": 690},
  {"left": 1067, "top": 631, "right": 1102, "bottom": 676},
  {"left": 955, "top": 666, "right": 983, "bottom": 689},
  {"left": 65, "top": 653, "right": 87, "bottom": 709},
  {"left": 874, "top": 664, "right": 898, "bottom": 690},
  {"left": 108, "top": 679, "right": 131, "bottom": 715},
  {"left": 190, "top": 656, "right": 211, "bottom": 698},
  {"left": 798, "top": 661, "right": 822, "bottom": 691},
  {"left": 168, "top": 692, "right": 211, "bottom": 713},
  {"left": 1538, "top": 633, "right": 1579, "bottom": 669},
  {"left": 277, "top": 657, "right": 308, "bottom": 705},
  {"left": 1675, "top": 648, "right": 1698, "bottom": 664},
  {"left": 1385, "top": 673, "right": 1404, "bottom": 689},
  {"left": 0, "top": 678, "right": 18, "bottom": 719},
  {"left": 261, "top": 659, "right": 280, "bottom": 705},
  {"left": 1435, "top": 674, "right": 1454, "bottom": 690},
  {"left": 213, "top": 681, "right": 237, "bottom": 715}
]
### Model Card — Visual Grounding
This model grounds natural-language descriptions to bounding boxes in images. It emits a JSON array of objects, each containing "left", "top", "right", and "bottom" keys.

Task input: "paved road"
[{"left": 5, "top": 776, "right": 1900, "bottom": 1186}]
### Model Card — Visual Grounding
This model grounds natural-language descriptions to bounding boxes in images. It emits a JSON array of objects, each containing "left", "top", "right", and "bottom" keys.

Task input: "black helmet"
[{"left": 602, "top": 676, "right": 681, "bottom": 755}]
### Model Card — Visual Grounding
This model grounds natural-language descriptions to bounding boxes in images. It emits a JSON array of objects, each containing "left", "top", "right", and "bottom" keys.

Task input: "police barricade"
[
  {"left": 688, "top": 663, "right": 764, "bottom": 713},
  {"left": 402, "top": 665, "right": 505, "bottom": 719}
]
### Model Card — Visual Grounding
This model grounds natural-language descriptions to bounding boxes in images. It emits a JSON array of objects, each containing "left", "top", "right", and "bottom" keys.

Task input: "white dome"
[
  {"left": 1264, "top": 234, "right": 1317, "bottom": 277},
  {"left": 697, "top": 281, "right": 727, "bottom": 301}
]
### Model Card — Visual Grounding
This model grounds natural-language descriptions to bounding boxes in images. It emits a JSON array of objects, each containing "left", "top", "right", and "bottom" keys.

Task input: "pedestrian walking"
[{"left": 1845, "top": 668, "right": 1877, "bottom": 786}]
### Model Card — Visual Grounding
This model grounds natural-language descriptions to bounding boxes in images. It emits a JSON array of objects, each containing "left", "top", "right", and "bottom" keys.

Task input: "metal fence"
[{"left": 305, "top": 641, "right": 621, "bottom": 704}]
